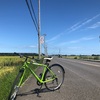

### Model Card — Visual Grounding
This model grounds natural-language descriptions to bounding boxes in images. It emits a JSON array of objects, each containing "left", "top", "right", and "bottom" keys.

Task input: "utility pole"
[
  {"left": 59, "top": 48, "right": 61, "bottom": 58},
  {"left": 59, "top": 48, "right": 61, "bottom": 54},
  {"left": 38, "top": 0, "right": 41, "bottom": 59},
  {"left": 43, "top": 34, "right": 48, "bottom": 56}
]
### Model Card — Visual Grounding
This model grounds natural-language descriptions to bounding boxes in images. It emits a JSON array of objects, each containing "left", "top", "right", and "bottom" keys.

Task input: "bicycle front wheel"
[
  {"left": 44, "top": 64, "right": 65, "bottom": 91},
  {"left": 8, "top": 69, "right": 24, "bottom": 100}
]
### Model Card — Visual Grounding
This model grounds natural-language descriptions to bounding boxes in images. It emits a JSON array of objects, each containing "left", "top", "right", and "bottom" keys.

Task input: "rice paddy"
[{"left": 0, "top": 56, "right": 23, "bottom": 100}]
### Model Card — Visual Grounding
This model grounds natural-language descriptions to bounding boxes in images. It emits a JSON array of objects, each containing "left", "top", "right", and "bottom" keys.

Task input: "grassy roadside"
[
  {"left": 62, "top": 55, "right": 100, "bottom": 61},
  {"left": 0, "top": 66, "right": 19, "bottom": 100},
  {"left": 0, "top": 56, "right": 42, "bottom": 100},
  {"left": 0, "top": 56, "right": 22, "bottom": 100}
]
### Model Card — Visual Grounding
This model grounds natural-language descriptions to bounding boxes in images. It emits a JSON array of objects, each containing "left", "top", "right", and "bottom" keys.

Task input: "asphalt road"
[{"left": 16, "top": 58, "right": 100, "bottom": 100}]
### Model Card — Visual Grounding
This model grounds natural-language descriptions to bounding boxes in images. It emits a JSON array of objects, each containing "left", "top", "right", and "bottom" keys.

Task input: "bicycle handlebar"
[
  {"left": 14, "top": 52, "right": 53, "bottom": 64},
  {"left": 14, "top": 52, "right": 23, "bottom": 58},
  {"left": 14, "top": 52, "right": 34, "bottom": 61}
]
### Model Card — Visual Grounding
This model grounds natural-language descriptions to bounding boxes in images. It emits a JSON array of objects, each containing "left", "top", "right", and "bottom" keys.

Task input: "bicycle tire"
[
  {"left": 8, "top": 69, "right": 24, "bottom": 100},
  {"left": 44, "top": 64, "right": 65, "bottom": 91}
]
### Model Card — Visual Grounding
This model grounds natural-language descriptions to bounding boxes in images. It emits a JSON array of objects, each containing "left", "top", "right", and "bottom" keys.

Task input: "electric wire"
[
  {"left": 30, "top": 0, "right": 38, "bottom": 28},
  {"left": 25, "top": 0, "right": 38, "bottom": 32}
]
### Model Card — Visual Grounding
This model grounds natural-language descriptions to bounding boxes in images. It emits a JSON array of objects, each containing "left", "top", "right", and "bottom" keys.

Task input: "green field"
[
  {"left": 0, "top": 56, "right": 37, "bottom": 100},
  {"left": 62, "top": 55, "right": 100, "bottom": 60}
]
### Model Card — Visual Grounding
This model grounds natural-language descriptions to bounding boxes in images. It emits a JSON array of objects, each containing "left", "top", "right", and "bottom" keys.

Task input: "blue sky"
[{"left": 0, "top": 0, "right": 100, "bottom": 55}]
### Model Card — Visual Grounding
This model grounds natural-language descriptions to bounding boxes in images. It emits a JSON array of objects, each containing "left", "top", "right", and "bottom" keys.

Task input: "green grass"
[
  {"left": 0, "top": 56, "right": 23, "bottom": 67},
  {"left": 0, "top": 56, "right": 41, "bottom": 100},
  {"left": 0, "top": 67, "right": 19, "bottom": 100},
  {"left": 64, "top": 55, "right": 100, "bottom": 60}
]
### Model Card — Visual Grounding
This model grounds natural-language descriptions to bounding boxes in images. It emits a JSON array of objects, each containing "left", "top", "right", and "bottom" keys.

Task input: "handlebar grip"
[{"left": 14, "top": 52, "right": 23, "bottom": 58}]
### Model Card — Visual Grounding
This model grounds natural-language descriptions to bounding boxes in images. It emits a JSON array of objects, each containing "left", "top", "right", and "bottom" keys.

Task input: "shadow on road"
[{"left": 17, "top": 87, "right": 53, "bottom": 98}]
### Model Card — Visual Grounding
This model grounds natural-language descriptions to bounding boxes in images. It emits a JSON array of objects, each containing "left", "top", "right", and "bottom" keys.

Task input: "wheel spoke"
[{"left": 45, "top": 64, "right": 65, "bottom": 91}]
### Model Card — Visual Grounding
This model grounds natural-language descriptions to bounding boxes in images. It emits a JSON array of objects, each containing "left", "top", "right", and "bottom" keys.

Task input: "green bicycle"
[{"left": 8, "top": 53, "right": 65, "bottom": 100}]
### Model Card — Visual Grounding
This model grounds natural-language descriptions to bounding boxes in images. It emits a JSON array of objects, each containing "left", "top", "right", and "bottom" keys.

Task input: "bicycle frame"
[
  {"left": 18, "top": 61, "right": 56, "bottom": 87},
  {"left": 8, "top": 53, "right": 65, "bottom": 100}
]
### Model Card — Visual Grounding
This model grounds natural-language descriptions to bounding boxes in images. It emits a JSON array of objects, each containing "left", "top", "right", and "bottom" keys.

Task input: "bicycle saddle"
[{"left": 44, "top": 57, "right": 53, "bottom": 61}]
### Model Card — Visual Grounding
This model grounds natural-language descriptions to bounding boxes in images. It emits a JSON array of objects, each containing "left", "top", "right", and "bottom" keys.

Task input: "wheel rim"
[{"left": 45, "top": 65, "right": 64, "bottom": 90}]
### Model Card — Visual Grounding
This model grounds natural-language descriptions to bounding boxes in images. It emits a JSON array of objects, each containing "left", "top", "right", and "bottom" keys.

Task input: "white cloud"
[
  {"left": 70, "top": 37, "right": 96, "bottom": 44},
  {"left": 47, "top": 14, "right": 100, "bottom": 43},
  {"left": 19, "top": 45, "right": 37, "bottom": 49},
  {"left": 81, "top": 37, "right": 96, "bottom": 41},
  {"left": 68, "top": 14, "right": 100, "bottom": 33},
  {"left": 47, "top": 29, "right": 68, "bottom": 43},
  {"left": 29, "top": 45, "right": 37, "bottom": 48},
  {"left": 88, "top": 22, "right": 100, "bottom": 29},
  {"left": 58, "top": 36, "right": 96, "bottom": 46},
  {"left": 47, "top": 33, "right": 61, "bottom": 42},
  {"left": 69, "top": 22, "right": 81, "bottom": 31}
]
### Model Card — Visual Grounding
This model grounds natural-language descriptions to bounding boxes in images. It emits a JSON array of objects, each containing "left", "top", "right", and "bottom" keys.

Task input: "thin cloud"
[
  {"left": 69, "top": 22, "right": 81, "bottom": 31},
  {"left": 47, "top": 29, "right": 68, "bottom": 42},
  {"left": 88, "top": 22, "right": 100, "bottom": 29},
  {"left": 47, "top": 33, "right": 61, "bottom": 42},
  {"left": 58, "top": 36, "right": 96, "bottom": 46},
  {"left": 47, "top": 14, "right": 100, "bottom": 43},
  {"left": 29, "top": 45, "right": 37, "bottom": 48},
  {"left": 68, "top": 14, "right": 100, "bottom": 33},
  {"left": 68, "top": 21, "right": 84, "bottom": 32},
  {"left": 70, "top": 37, "right": 96, "bottom": 44},
  {"left": 19, "top": 45, "right": 37, "bottom": 49}
]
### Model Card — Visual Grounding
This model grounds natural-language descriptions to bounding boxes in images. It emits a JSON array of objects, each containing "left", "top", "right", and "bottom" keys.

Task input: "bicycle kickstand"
[{"left": 35, "top": 84, "right": 43, "bottom": 97}]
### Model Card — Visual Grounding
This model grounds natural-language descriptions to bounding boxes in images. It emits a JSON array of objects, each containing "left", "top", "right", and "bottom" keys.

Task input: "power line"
[
  {"left": 38, "top": 0, "right": 41, "bottom": 59},
  {"left": 25, "top": 0, "right": 38, "bottom": 32},
  {"left": 30, "top": 0, "right": 38, "bottom": 28},
  {"left": 25, "top": 0, "right": 41, "bottom": 59}
]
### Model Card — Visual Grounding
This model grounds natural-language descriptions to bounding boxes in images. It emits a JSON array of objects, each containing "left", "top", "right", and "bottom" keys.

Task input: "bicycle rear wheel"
[
  {"left": 8, "top": 69, "right": 24, "bottom": 100},
  {"left": 44, "top": 64, "right": 65, "bottom": 91}
]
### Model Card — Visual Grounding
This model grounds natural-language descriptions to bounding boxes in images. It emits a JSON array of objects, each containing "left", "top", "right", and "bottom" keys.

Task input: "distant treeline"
[{"left": 0, "top": 53, "right": 38, "bottom": 56}]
